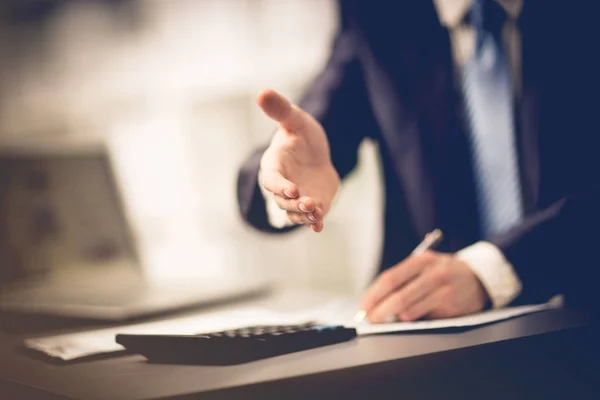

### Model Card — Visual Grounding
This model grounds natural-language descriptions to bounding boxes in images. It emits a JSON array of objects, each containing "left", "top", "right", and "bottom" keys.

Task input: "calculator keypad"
[
  {"left": 117, "top": 322, "right": 357, "bottom": 365},
  {"left": 209, "top": 323, "right": 319, "bottom": 339}
]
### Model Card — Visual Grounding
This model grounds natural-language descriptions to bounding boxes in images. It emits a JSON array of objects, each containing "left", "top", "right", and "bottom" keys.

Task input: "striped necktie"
[{"left": 462, "top": 0, "right": 523, "bottom": 239}]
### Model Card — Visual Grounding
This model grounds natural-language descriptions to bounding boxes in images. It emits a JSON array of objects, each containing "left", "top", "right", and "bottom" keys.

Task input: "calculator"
[{"left": 116, "top": 323, "right": 357, "bottom": 365}]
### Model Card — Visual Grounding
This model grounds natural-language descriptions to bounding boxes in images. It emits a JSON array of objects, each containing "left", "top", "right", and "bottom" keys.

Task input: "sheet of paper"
[
  {"left": 282, "top": 298, "right": 562, "bottom": 335},
  {"left": 23, "top": 307, "right": 308, "bottom": 361},
  {"left": 354, "top": 302, "right": 559, "bottom": 335},
  {"left": 23, "top": 297, "right": 561, "bottom": 361}
]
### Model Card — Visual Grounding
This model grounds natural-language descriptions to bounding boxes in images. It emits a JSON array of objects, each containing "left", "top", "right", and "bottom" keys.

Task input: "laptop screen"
[{"left": 0, "top": 143, "right": 138, "bottom": 288}]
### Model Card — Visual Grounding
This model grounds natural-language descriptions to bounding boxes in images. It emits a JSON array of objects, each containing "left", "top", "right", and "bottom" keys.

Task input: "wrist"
[{"left": 456, "top": 241, "right": 522, "bottom": 308}]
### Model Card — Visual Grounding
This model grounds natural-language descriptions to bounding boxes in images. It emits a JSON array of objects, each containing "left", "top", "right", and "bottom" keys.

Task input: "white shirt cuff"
[
  {"left": 456, "top": 241, "right": 522, "bottom": 309},
  {"left": 258, "top": 171, "right": 294, "bottom": 229}
]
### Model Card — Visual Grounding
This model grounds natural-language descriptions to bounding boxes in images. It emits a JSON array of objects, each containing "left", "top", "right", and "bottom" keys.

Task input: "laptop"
[{"left": 0, "top": 138, "right": 268, "bottom": 320}]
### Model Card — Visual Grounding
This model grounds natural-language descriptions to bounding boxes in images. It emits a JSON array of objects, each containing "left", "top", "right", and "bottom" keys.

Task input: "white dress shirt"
[{"left": 259, "top": 0, "right": 524, "bottom": 309}]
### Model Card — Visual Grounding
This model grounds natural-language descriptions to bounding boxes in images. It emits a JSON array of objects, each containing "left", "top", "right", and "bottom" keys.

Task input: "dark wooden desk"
[{"left": 0, "top": 292, "right": 598, "bottom": 400}]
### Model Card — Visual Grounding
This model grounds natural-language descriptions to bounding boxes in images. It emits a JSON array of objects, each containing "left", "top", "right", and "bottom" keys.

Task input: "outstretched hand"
[{"left": 257, "top": 89, "right": 340, "bottom": 232}]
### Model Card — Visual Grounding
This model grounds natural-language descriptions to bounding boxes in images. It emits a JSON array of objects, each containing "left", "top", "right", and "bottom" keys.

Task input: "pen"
[{"left": 352, "top": 229, "right": 444, "bottom": 325}]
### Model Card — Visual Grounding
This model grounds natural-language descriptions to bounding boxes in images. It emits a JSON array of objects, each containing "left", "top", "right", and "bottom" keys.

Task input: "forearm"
[
  {"left": 457, "top": 188, "right": 599, "bottom": 309},
  {"left": 456, "top": 202, "right": 568, "bottom": 308},
  {"left": 491, "top": 186, "right": 600, "bottom": 309}
]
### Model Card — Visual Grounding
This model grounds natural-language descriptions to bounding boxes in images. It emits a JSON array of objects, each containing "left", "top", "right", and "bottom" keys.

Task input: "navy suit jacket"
[{"left": 237, "top": 1, "right": 600, "bottom": 309}]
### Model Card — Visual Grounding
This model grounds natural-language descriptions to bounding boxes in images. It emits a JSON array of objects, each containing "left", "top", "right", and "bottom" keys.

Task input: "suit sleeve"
[
  {"left": 236, "top": 8, "right": 378, "bottom": 233},
  {"left": 491, "top": 185, "right": 600, "bottom": 312},
  {"left": 491, "top": 2, "right": 600, "bottom": 310}
]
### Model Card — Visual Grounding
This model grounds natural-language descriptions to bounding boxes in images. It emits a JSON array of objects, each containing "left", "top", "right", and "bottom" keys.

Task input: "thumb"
[{"left": 256, "top": 89, "right": 306, "bottom": 133}]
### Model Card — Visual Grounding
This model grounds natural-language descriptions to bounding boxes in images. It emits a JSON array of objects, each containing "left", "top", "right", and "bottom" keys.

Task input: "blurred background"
[{"left": 0, "top": 0, "right": 383, "bottom": 299}]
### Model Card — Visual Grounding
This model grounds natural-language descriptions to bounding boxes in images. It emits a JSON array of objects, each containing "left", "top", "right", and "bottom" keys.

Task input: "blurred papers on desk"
[{"left": 24, "top": 296, "right": 561, "bottom": 361}]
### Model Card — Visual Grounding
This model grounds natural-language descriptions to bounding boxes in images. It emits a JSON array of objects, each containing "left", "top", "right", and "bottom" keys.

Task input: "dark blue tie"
[{"left": 462, "top": 0, "right": 523, "bottom": 239}]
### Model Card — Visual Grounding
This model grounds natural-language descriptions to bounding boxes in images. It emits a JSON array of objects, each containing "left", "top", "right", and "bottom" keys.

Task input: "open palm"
[{"left": 258, "top": 89, "right": 340, "bottom": 232}]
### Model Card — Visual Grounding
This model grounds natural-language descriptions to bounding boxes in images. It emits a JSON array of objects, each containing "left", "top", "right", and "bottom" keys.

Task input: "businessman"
[{"left": 237, "top": 0, "right": 600, "bottom": 321}]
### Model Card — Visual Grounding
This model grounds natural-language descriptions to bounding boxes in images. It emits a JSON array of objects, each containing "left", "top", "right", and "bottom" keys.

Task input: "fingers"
[
  {"left": 272, "top": 195, "right": 316, "bottom": 213},
  {"left": 256, "top": 89, "right": 306, "bottom": 133},
  {"left": 286, "top": 207, "right": 323, "bottom": 225},
  {"left": 368, "top": 267, "right": 440, "bottom": 323},
  {"left": 360, "top": 252, "right": 437, "bottom": 314},
  {"left": 260, "top": 169, "right": 325, "bottom": 228},
  {"left": 309, "top": 221, "right": 324, "bottom": 233},
  {"left": 260, "top": 170, "right": 299, "bottom": 199},
  {"left": 399, "top": 289, "right": 446, "bottom": 322}
]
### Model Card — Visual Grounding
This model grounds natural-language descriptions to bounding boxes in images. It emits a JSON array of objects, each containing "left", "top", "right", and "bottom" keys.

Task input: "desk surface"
[{"left": 0, "top": 290, "right": 597, "bottom": 400}]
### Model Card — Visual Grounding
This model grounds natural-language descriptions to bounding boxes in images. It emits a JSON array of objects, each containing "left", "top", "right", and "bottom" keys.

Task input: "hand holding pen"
[{"left": 353, "top": 229, "right": 489, "bottom": 324}]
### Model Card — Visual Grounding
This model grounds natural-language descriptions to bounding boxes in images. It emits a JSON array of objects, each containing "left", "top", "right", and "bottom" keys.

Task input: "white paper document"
[
  {"left": 281, "top": 297, "right": 561, "bottom": 335},
  {"left": 355, "top": 302, "right": 558, "bottom": 335},
  {"left": 23, "top": 298, "right": 560, "bottom": 361}
]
